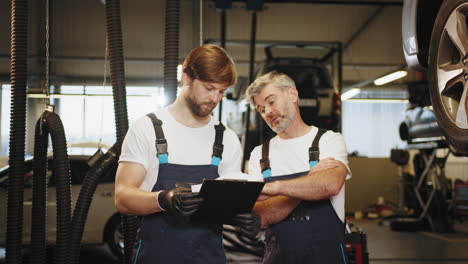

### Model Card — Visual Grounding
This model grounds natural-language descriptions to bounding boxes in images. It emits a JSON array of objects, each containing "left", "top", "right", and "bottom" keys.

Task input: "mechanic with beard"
[
  {"left": 115, "top": 44, "right": 260, "bottom": 264},
  {"left": 246, "top": 71, "right": 352, "bottom": 263}
]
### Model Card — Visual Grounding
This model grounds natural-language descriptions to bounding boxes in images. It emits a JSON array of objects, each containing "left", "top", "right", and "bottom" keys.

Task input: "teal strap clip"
[
  {"left": 158, "top": 153, "right": 168, "bottom": 164},
  {"left": 262, "top": 169, "right": 272, "bottom": 179},
  {"left": 309, "top": 160, "right": 318, "bottom": 168},
  {"left": 211, "top": 156, "right": 221, "bottom": 166}
]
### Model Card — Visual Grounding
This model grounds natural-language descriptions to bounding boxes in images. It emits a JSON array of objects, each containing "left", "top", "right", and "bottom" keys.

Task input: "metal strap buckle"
[
  {"left": 309, "top": 148, "right": 319, "bottom": 162},
  {"left": 260, "top": 158, "right": 270, "bottom": 171},
  {"left": 156, "top": 139, "right": 168, "bottom": 155},
  {"left": 212, "top": 144, "right": 223, "bottom": 157}
]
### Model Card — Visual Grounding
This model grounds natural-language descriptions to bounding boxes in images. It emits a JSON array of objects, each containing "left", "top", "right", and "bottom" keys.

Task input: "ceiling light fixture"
[
  {"left": 341, "top": 88, "right": 361, "bottom": 101},
  {"left": 373, "top": 70, "right": 408, "bottom": 86}
]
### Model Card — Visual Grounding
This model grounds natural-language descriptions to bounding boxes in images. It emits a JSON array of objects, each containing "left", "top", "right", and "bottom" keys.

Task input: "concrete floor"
[
  {"left": 355, "top": 219, "right": 468, "bottom": 264},
  {"left": 1, "top": 218, "right": 468, "bottom": 263},
  {"left": 225, "top": 218, "right": 468, "bottom": 264}
]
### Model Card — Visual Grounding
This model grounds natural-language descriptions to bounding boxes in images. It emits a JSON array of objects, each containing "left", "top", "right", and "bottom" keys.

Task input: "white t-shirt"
[
  {"left": 248, "top": 126, "right": 352, "bottom": 222},
  {"left": 119, "top": 108, "right": 242, "bottom": 192}
]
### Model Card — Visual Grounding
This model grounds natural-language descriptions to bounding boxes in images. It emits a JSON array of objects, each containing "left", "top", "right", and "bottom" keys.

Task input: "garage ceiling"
[{"left": 0, "top": 0, "right": 410, "bottom": 92}]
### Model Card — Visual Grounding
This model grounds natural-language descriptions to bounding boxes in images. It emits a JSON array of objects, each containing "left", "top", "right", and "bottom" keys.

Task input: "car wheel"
[
  {"left": 103, "top": 213, "right": 124, "bottom": 259},
  {"left": 428, "top": 0, "right": 468, "bottom": 156}
]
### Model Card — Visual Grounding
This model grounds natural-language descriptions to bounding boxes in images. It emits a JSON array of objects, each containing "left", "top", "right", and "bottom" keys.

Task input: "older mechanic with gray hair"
[{"left": 247, "top": 71, "right": 352, "bottom": 263}]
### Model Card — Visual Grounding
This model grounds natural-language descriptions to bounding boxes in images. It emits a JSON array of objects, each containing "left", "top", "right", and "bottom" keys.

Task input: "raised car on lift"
[{"left": 402, "top": 0, "right": 468, "bottom": 156}]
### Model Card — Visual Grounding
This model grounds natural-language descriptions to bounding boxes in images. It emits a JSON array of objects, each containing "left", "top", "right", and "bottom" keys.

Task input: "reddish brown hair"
[{"left": 182, "top": 44, "right": 237, "bottom": 86}]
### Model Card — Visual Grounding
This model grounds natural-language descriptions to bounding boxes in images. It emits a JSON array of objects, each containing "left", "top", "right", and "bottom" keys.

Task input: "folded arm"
[
  {"left": 261, "top": 161, "right": 347, "bottom": 201},
  {"left": 253, "top": 195, "right": 301, "bottom": 228},
  {"left": 253, "top": 158, "right": 344, "bottom": 228}
]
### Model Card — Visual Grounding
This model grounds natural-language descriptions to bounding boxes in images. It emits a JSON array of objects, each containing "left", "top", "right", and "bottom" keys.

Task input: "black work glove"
[
  {"left": 232, "top": 212, "right": 261, "bottom": 239},
  {"left": 158, "top": 187, "right": 204, "bottom": 219}
]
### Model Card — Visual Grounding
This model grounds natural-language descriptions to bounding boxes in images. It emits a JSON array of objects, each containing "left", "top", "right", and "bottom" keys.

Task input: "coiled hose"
[
  {"left": 6, "top": 0, "right": 28, "bottom": 263},
  {"left": 164, "top": 0, "right": 180, "bottom": 105},
  {"left": 30, "top": 111, "right": 72, "bottom": 264},
  {"left": 29, "top": 117, "right": 49, "bottom": 264},
  {"left": 70, "top": 0, "right": 132, "bottom": 263},
  {"left": 71, "top": 144, "right": 121, "bottom": 264},
  {"left": 105, "top": 1, "right": 134, "bottom": 263},
  {"left": 105, "top": 0, "right": 128, "bottom": 144}
]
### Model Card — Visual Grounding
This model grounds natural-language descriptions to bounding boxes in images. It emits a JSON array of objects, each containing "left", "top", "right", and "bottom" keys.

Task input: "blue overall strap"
[
  {"left": 260, "top": 138, "right": 272, "bottom": 179},
  {"left": 146, "top": 113, "right": 168, "bottom": 164},
  {"left": 211, "top": 122, "right": 225, "bottom": 166},
  {"left": 309, "top": 128, "right": 326, "bottom": 168}
]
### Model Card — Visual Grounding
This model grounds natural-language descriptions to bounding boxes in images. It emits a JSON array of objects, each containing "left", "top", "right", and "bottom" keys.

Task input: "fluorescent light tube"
[
  {"left": 341, "top": 88, "right": 361, "bottom": 101},
  {"left": 373, "top": 71, "right": 408, "bottom": 86}
]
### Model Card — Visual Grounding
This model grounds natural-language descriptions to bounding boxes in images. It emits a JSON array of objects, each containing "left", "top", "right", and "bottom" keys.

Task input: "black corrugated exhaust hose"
[
  {"left": 69, "top": 0, "right": 133, "bottom": 262},
  {"left": 164, "top": 0, "right": 180, "bottom": 105},
  {"left": 242, "top": 11, "right": 257, "bottom": 171},
  {"left": 71, "top": 143, "right": 120, "bottom": 264},
  {"left": 34, "top": 111, "right": 72, "bottom": 264},
  {"left": 218, "top": 9, "right": 227, "bottom": 121},
  {"left": 29, "top": 116, "right": 50, "bottom": 264},
  {"left": 6, "top": 0, "right": 28, "bottom": 263},
  {"left": 105, "top": 0, "right": 129, "bottom": 144},
  {"left": 121, "top": 213, "right": 138, "bottom": 264},
  {"left": 105, "top": 1, "right": 134, "bottom": 263}
]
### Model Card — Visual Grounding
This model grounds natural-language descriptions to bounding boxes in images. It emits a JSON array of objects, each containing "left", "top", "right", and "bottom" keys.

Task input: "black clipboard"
[{"left": 191, "top": 179, "right": 265, "bottom": 224}]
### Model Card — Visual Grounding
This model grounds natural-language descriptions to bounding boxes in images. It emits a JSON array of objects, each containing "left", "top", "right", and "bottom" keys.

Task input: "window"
[
  {"left": 0, "top": 84, "right": 168, "bottom": 156},
  {"left": 1, "top": 85, "right": 11, "bottom": 156},
  {"left": 342, "top": 99, "right": 408, "bottom": 157},
  {"left": 58, "top": 85, "right": 166, "bottom": 146}
]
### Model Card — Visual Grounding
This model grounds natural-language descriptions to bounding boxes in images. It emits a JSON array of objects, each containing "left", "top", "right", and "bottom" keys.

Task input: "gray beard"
[
  {"left": 269, "top": 103, "right": 296, "bottom": 133},
  {"left": 270, "top": 116, "right": 290, "bottom": 133}
]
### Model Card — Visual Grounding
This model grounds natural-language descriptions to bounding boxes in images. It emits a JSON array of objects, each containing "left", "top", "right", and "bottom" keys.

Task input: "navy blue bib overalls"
[
  {"left": 132, "top": 113, "right": 226, "bottom": 264},
  {"left": 260, "top": 129, "right": 348, "bottom": 264}
]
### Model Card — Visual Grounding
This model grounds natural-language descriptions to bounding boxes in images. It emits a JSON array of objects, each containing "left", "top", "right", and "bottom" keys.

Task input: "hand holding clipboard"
[{"left": 190, "top": 179, "right": 265, "bottom": 224}]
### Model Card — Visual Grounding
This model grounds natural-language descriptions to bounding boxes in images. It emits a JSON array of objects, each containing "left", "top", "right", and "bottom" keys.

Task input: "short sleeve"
[
  {"left": 218, "top": 128, "right": 242, "bottom": 175},
  {"left": 119, "top": 118, "right": 153, "bottom": 171},
  {"left": 319, "top": 131, "right": 352, "bottom": 179}
]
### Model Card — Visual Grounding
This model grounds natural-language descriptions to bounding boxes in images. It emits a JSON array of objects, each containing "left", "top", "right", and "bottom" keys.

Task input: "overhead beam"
[
  {"left": 343, "top": 65, "right": 406, "bottom": 90},
  {"left": 343, "top": 5, "right": 385, "bottom": 51},
  {"left": 0, "top": 55, "right": 402, "bottom": 68},
  {"left": 0, "top": 74, "right": 163, "bottom": 87}
]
